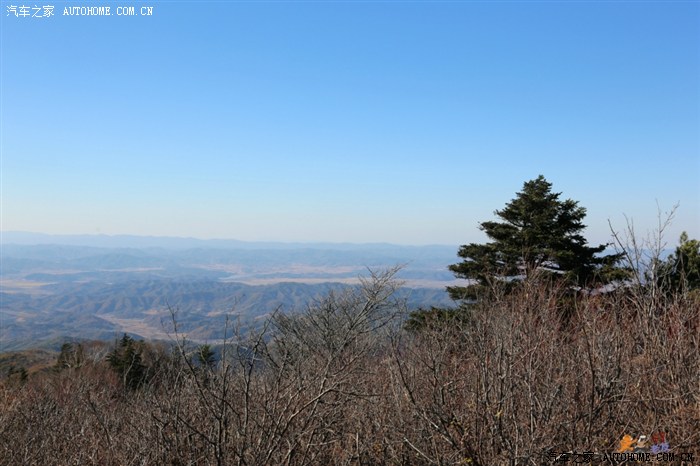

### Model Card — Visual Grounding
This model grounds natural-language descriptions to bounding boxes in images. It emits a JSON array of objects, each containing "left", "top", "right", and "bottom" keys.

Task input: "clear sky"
[{"left": 1, "top": 1, "right": 698, "bottom": 246}]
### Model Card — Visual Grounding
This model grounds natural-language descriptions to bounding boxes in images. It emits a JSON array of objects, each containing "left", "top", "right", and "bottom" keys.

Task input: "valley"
[{"left": 0, "top": 235, "right": 459, "bottom": 350}]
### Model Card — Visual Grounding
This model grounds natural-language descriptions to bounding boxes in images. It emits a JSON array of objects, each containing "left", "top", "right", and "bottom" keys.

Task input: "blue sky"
[{"left": 1, "top": 1, "right": 698, "bottom": 245}]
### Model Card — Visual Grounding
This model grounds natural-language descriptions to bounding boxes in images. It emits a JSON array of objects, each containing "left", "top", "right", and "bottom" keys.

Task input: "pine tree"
[
  {"left": 448, "top": 175, "right": 623, "bottom": 301},
  {"left": 107, "top": 334, "right": 148, "bottom": 390},
  {"left": 55, "top": 342, "right": 84, "bottom": 371},
  {"left": 660, "top": 232, "right": 700, "bottom": 292},
  {"left": 196, "top": 344, "right": 217, "bottom": 370}
]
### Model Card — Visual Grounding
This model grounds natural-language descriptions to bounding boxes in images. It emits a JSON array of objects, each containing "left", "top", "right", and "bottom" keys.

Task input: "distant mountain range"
[
  {"left": 1, "top": 231, "right": 457, "bottom": 251},
  {"left": 1, "top": 232, "right": 461, "bottom": 351}
]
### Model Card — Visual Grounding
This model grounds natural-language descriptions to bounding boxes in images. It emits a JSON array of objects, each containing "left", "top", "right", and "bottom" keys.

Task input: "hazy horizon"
[{"left": 0, "top": 229, "right": 461, "bottom": 248}]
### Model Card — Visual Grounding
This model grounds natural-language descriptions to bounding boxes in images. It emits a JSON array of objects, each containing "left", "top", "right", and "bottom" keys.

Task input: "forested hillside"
[
  {"left": 1, "top": 278, "right": 453, "bottom": 351},
  {"left": 0, "top": 240, "right": 457, "bottom": 350}
]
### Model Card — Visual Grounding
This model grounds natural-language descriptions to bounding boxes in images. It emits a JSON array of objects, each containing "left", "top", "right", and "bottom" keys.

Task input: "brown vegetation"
[{"left": 1, "top": 268, "right": 698, "bottom": 465}]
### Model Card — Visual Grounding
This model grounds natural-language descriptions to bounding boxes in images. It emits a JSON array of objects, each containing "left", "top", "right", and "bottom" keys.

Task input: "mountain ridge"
[{"left": 1, "top": 231, "right": 457, "bottom": 250}]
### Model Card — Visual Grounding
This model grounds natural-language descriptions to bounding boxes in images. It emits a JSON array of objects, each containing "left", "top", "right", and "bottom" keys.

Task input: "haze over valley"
[{"left": 0, "top": 232, "right": 457, "bottom": 350}]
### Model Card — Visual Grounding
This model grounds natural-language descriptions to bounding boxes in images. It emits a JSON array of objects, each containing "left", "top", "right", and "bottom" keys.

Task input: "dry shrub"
[
  {"left": 385, "top": 279, "right": 699, "bottom": 465},
  {"left": 1, "top": 270, "right": 698, "bottom": 465}
]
